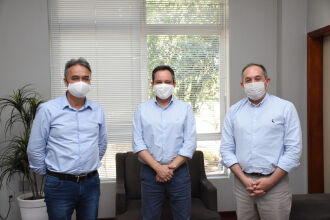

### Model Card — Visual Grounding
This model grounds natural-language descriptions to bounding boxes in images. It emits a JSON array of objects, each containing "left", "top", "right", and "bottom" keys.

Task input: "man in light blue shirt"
[
  {"left": 27, "top": 58, "right": 107, "bottom": 220},
  {"left": 133, "top": 65, "right": 196, "bottom": 220},
  {"left": 220, "top": 63, "right": 302, "bottom": 220}
]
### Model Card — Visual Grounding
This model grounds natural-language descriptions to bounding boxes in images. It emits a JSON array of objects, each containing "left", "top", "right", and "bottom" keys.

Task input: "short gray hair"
[
  {"left": 241, "top": 63, "right": 268, "bottom": 81},
  {"left": 64, "top": 57, "right": 92, "bottom": 78}
]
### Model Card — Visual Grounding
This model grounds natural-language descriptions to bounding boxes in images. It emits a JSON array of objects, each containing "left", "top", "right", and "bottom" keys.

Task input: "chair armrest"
[
  {"left": 116, "top": 184, "right": 126, "bottom": 214},
  {"left": 115, "top": 153, "right": 127, "bottom": 215},
  {"left": 200, "top": 178, "right": 218, "bottom": 211},
  {"left": 116, "top": 181, "right": 126, "bottom": 215}
]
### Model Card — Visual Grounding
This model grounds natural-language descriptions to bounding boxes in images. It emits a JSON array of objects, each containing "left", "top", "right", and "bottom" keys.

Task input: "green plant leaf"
[{"left": 0, "top": 85, "right": 45, "bottom": 199}]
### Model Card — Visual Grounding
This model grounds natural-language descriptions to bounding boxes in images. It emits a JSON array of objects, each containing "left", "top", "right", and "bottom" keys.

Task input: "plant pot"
[{"left": 17, "top": 192, "right": 48, "bottom": 220}]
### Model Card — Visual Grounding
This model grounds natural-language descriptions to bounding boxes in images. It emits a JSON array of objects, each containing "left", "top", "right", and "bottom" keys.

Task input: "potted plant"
[{"left": 0, "top": 85, "right": 47, "bottom": 220}]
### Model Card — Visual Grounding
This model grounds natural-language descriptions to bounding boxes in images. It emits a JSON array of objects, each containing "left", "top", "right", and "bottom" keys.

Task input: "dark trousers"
[
  {"left": 44, "top": 173, "right": 100, "bottom": 220},
  {"left": 141, "top": 163, "right": 191, "bottom": 220}
]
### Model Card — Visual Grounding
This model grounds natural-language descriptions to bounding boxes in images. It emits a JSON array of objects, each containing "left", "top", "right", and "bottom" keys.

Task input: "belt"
[
  {"left": 46, "top": 170, "right": 98, "bottom": 183},
  {"left": 244, "top": 172, "right": 273, "bottom": 177}
]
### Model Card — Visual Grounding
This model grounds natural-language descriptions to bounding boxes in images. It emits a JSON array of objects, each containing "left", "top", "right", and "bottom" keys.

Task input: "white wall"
[
  {"left": 307, "top": 0, "right": 330, "bottom": 193},
  {"left": 0, "top": 0, "right": 49, "bottom": 219},
  {"left": 323, "top": 36, "right": 330, "bottom": 193},
  {"left": 0, "top": 0, "right": 312, "bottom": 219},
  {"left": 277, "top": 0, "right": 308, "bottom": 194},
  {"left": 229, "top": 0, "right": 278, "bottom": 102},
  {"left": 307, "top": 0, "right": 330, "bottom": 32}
]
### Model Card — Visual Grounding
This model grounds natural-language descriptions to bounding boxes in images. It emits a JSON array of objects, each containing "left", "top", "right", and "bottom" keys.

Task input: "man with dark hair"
[
  {"left": 133, "top": 65, "right": 196, "bottom": 219},
  {"left": 220, "top": 63, "right": 302, "bottom": 220},
  {"left": 27, "top": 57, "right": 107, "bottom": 220},
  {"left": 151, "top": 65, "right": 175, "bottom": 82}
]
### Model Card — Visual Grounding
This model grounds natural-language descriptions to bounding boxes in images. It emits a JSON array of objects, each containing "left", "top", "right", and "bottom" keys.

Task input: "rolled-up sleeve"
[
  {"left": 277, "top": 103, "right": 302, "bottom": 172},
  {"left": 220, "top": 109, "right": 238, "bottom": 168},
  {"left": 132, "top": 105, "right": 147, "bottom": 154},
  {"left": 98, "top": 108, "right": 108, "bottom": 160},
  {"left": 178, "top": 105, "right": 197, "bottom": 159},
  {"left": 27, "top": 104, "right": 50, "bottom": 175}
]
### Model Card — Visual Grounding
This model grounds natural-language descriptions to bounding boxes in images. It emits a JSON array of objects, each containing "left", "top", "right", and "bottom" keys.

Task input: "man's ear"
[
  {"left": 265, "top": 78, "right": 271, "bottom": 89},
  {"left": 64, "top": 78, "right": 68, "bottom": 87},
  {"left": 240, "top": 82, "right": 244, "bottom": 89}
]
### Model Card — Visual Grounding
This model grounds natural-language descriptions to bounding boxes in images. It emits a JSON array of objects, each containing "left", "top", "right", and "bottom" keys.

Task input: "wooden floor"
[
  {"left": 220, "top": 211, "right": 237, "bottom": 220},
  {"left": 99, "top": 211, "right": 237, "bottom": 220}
]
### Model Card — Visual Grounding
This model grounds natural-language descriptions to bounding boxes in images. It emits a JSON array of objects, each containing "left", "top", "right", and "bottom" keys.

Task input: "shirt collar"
[
  {"left": 153, "top": 96, "right": 175, "bottom": 108},
  {"left": 248, "top": 93, "right": 269, "bottom": 107},
  {"left": 60, "top": 92, "right": 93, "bottom": 110}
]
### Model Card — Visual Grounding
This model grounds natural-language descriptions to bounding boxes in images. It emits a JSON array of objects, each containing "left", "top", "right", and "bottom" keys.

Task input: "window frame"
[
  {"left": 48, "top": 0, "right": 229, "bottom": 181},
  {"left": 143, "top": 0, "right": 229, "bottom": 177}
]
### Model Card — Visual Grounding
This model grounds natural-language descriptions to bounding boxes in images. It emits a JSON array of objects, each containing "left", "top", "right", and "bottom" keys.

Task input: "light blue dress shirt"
[
  {"left": 220, "top": 94, "right": 302, "bottom": 174},
  {"left": 27, "top": 94, "right": 108, "bottom": 175},
  {"left": 133, "top": 97, "right": 197, "bottom": 164}
]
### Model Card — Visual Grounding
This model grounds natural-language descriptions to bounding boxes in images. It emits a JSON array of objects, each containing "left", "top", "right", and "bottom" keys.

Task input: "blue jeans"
[
  {"left": 141, "top": 163, "right": 191, "bottom": 220},
  {"left": 44, "top": 173, "right": 100, "bottom": 220}
]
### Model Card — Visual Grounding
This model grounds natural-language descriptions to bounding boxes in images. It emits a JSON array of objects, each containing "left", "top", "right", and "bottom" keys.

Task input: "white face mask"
[
  {"left": 243, "top": 81, "right": 266, "bottom": 101},
  {"left": 153, "top": 84, "right": 174, "bottom": 100},
  {"left": 67, "top": 81, "right": 91, "bottom": 98}
]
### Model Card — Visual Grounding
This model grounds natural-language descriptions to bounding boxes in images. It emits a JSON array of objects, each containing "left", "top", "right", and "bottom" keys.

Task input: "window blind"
[
  {"left": 146, "top": 0, "right": 228, "bottom": 176},
  {"left": 48, "top": 0, "right": 228, "bottom": 179}
]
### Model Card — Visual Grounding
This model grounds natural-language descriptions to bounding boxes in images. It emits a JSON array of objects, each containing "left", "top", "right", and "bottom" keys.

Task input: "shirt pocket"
[
  {"left": 271, "top": 118, "right": 284, "bottom": 126},
  {"left": 270, "top": 116, "right": 285, "bottom": 135}
]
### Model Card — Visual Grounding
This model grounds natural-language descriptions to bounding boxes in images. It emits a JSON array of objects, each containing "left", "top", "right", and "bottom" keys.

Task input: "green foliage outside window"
[{"left": 148, "top": 35, "right": 220, "bottom": 113}]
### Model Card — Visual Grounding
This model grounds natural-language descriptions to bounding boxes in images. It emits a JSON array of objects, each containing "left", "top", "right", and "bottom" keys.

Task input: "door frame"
[{"left": 307, "top": 25, "right": 330, "bottom": 193}]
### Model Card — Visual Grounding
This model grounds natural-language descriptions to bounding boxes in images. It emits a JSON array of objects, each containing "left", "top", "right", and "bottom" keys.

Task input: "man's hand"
[
  {"left": 230, "top": 163, "right": 265, "bottom": 197},
  {"left": 248, "top": 177, "right": 275, "bottom": 196},
  {"left": 137, "top": 150, "right": 174, "bottom": 182},
  {"left": 155, "top": 155, "right": 187, "bottom": 182},
  {"left": 155, "top": 173, "right": 173, "bottom": 182},
  {"left": 251, "top": 168, "right": 288, "bottom": 196},
  {"left": 168, "top": 163, "right": 177, "bottom": 170},
  {"left": 168, "top": 155, "right": 187, "bottom": 171},
  {"left": 230, "top": 164, "right": 288, "bottom": 197},
  {"left": 241, "top": 176, "right": 256, "bottom": 192},
  {"left": 155, "top": 165, "right": 173, "bottom": 182},
  {"left": 155, "top": 175, "right": 163, "bottom": 182},
  {"left": 248, "top": 189, "right": 266, "bottom": 197},
  {"left": 249, "top": 168, "right": 288, "bottom": 196},
  {"left": 254, "top": 177, "right": 274, "bottom": 192},
  {"left": 241, "top": 175, "right": 266, "bottom": 197}
]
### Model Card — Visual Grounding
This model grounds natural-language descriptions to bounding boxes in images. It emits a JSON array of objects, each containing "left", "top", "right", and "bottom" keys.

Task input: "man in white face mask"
[
  {"left": 220, "top": 63, "right": 302, "bottom": 220},
  {"left": 27, "top": 58, "right": 107, "bottom": 220},
  {"left": 133, "top": 65, "right": 197, "bottom": 220}
]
